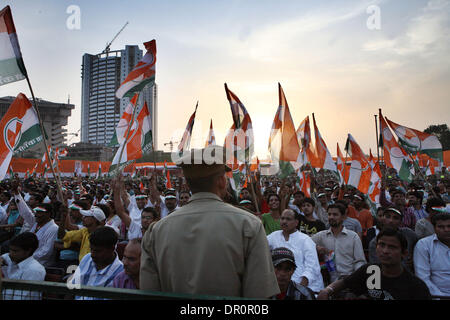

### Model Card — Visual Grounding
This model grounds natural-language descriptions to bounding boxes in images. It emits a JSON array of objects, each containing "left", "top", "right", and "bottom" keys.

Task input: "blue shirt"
[{"left": 414, "top": 234, "right": 450, "bottom": 297}]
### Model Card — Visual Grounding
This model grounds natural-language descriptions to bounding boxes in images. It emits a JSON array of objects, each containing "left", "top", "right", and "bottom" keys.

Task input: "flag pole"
[
  {"left": 374, "top": 114, "right": 380, "bottom": 166},
  {"left": 24, "top": 75, "right": 66, "bottom": 205}
]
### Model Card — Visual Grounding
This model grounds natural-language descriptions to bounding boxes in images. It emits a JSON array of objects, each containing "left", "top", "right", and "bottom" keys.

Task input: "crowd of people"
[{"left": 0, "top": 148, "right": 449, "bottom": 300}]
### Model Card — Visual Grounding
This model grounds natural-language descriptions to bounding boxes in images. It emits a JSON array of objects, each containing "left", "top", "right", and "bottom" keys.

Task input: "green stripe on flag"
[
  {"left": 123, "top": 77, "right": 155, "bottom": 98},
  {"left": 13, "top": 124, "right": 43, "bottom": 154},
  {"left": 142, "top": 131, "right": 153, "bottom": 154},
  {"left": 0, "top": 57, "right": 26, "bottom": 85},
  {"left": 108, "top": 131, "right": 119, "bottom": 147},
  {"left": 279, "top": 161, "right": 295, "bottom": 179},
  {"left": 398, "top": 159, "right": 413, "bottom": 183}
]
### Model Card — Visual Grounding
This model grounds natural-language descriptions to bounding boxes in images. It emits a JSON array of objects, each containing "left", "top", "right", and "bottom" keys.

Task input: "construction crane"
[
  {"left": 102, "top": 21, "right": 129, "bottom": 55},
  {"left": 164, "top": 140, "right": 180, "bottom": 152}
]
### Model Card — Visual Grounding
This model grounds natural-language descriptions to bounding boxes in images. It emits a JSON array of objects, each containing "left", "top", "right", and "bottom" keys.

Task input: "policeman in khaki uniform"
[{"left": 140, "top": 146, "right": 280, "bottom": 298}]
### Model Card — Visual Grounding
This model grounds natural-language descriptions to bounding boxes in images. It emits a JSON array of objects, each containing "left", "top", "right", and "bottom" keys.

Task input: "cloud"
[{"left": 363, "top": 0, "right": 450, "bottom": 57}]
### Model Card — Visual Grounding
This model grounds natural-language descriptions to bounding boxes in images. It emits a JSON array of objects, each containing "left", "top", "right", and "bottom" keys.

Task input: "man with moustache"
[
  {"left": 113, "top": 238, "right": 142, "bottom": 289},
  {"left": 267, "top": 209, "right": 323, "bottom": 293},
  {"left": 312, "top": 204, "right": 366, "bottom": 281}
]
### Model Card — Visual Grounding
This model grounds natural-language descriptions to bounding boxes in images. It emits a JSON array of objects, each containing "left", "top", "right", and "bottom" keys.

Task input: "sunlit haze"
[{"left": 2, "top": 0, "right": 449, "bottom": 159}]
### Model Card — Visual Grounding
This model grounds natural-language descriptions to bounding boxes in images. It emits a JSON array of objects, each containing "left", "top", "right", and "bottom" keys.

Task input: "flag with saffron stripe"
[
  {"left": 116, "top": 40, "right": 156, "bottom": 99},
  {"left": 0, "top": 6, "right": 26, "bottom": 86}
]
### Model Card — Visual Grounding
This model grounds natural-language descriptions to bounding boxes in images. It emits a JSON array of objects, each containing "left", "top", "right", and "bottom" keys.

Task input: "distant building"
[
  {"left": 66, "top": 142, "right": 114, "bottom": 162},
  {"left": 0, "top": 96, "right": 74, "bottom": 157},
  {"left": 81, "top": 45, "right": 158, "bottom": 148}
]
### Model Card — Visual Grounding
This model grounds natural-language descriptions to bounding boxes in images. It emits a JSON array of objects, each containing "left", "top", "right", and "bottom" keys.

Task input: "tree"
[{"left": 424, "top": 124, "right": 450, "bottom": 151}]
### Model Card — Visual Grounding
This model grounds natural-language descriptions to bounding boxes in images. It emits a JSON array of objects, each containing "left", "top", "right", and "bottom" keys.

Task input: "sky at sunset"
[{"left": 1, "top": 0, "right": 449, "bottom": 160}]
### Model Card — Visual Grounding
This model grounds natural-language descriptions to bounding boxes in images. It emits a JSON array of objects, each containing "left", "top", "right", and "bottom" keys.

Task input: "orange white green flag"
[
  {"left": 368, "top": 159, "right": 382, "bottom": 204},
  {"left": 109, "top": 94, "right": 139, "bottom": 147},
  {"left": 205, "top": 119, "right": 216, "bottom": 147},
  {"left": 311, "top": 114, "right": 338, "bottom": 175},
  {"left": 224, "top": 84, "right": 254, "bottom": 163},
  {"left": 0, "top": 93, "right": 42, "bottom": 180},
  {"left": 165, "top": 169, "right": 172, "bottom": 189},
  {"left": 336, "top": 142, "right": 347, "bottom": 184},
  {"left": 295, "top": 116, "right": 317, "bottom": 168},
  {"left": 116, "top": 40, "right": 156, "bottom": 99},
  {"left": 178, "top": 103, "right": 198, "bottom": 154},
  {"left": 345, "top": 134, "right": 372, "bottom": 194},
  {"left": 268, "top": 83, "right": 300, "bottom": 178},
  {"left": 379, "top": 110, "right": 414, "bottom": 182},
  {"left": 110, "top": 102, "right": 152, "bottom": 174},
  {"left": 385, "top": 117, "right": 443, "bottom": 163},
  {"left": 0, "top": 6, "right": 27, "bottom": 86},
  {"left": 296, "top": 169, "right": 311, "bottom": 197}
]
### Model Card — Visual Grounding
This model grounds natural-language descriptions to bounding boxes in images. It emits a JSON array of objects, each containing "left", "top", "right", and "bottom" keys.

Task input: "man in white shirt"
[
  {"left": 414, "top": 213, "right": 450, "bottom": 297},
  {"left": 267, "top": 209, "right": 323, "bottom": 293},
  {"left": 0, "top": 232, "right": 46, "bottom": 300},
  {"left": 12, "top": 182, "right": 58, "bottom": 267},
  {"left": 160, "top": 195, "right": 179, "bottom": 218}
]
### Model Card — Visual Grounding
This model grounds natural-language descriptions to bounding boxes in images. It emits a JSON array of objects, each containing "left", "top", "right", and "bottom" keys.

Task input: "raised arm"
[
  {"left": 113, "top": 175, "right": 131, "bottom": 229},
  {"left": 11, "top": 180, "right": 35, "bottom": 227}
]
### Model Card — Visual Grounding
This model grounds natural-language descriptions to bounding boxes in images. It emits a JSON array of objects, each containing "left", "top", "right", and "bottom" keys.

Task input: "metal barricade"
[{"left": 0, "top": 279, "right": 252, "bottom": 300}]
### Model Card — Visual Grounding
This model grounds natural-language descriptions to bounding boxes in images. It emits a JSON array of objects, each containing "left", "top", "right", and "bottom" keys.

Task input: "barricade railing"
[{"left": 0, "top": 279, "right": 252, "bottom": 300}]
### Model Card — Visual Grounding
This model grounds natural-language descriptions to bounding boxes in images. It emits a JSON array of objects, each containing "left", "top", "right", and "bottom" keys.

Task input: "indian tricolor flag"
[
  {"left": 205, "top": 119, "right": 216, "bottom": 147},
  {"left": 110, "top": 101, "right": 152, "bottom": 174},
  {"left": 268, "top": 83, "right": 300, "bottom": 178},
  {"left": 224, "top": 84, "right": 254, "bottom": 163},
  {"left": 96, "top": 163, "right": 102, "bottom": 178},
  {"left": 0, "top": 6, "right": 26, "bottom": 86},
  {"left": 0, "top": 93, "right": 42, "bottom": 180},
  {"left": 296, "top": 169, "right": 311, "bottom": 197},
  {"left": 116, "top": 40, "right": 156, "bottom": 99},
  {"left": 345, "top": 134, "right": 371, "bottom": 194},
  {"left": 295, "top": 116, "right": 317, "bottom": 168},
  {"left": 311, "top": 113, "right": 337, "bottom": 174},
  {"left": 109, "top": 93, "right": 139, "bottom": 147},
  {"left": 379, "top": 110, "right": 414, "bottom": 182},
  {"left": 178, "top": 103, "right": 198, "bottom": 153},
  {"left": 368, "top": 159, "right": 382, "bottom": 205},
  {"left": 385, "top": 117, "right": 443, "bottom": 163},
  {"left": 336, "top": 142, "right": 347, "bottom": 184}
]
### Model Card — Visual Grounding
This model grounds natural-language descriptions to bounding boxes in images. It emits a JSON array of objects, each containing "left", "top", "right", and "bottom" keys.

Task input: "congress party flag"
[
  {"left": 268, "top": 84, "right": 300, "bottom": 178},
  {"left": 311, "top": 114, "right": 338, "bottom": 174},
  {"left": 109, "top": 101, "right": 152, "bottom": 174},
  {"left": 109, "top": 93, "right": 139, "bottom": 147},
  {"left": 345, "top": 134, "right": 372, "bottom": 194},
  {"left": 116, "top": 40, "right": 156, "bottom": 99},
  {"left": 296, "top": 116, "right": 317, "bottom": 168},
  {"left": 0, "top": 93, "right": 42, "bottom": 180},
  {"left": 379, "top": 110, "right": 414, "bottom": 183},
  {"left": 385, "top": 117, "right": 443, "bottom": 163},
  {"left": 178, "top": 103, "right": 198, "bottom": 153},
  {"left": 205, "top": 119, "right": 216, "bottom": 147},
  {"left": 224, "top": 84, "right": 254, "bottom": 163},
  {"left": 0, "top": 6, "right": 26, "bottom": 86}
]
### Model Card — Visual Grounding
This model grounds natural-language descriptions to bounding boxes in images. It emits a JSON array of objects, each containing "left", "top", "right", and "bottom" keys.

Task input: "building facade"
[
  {"left": 0, "top": 96, "right": 74, "bottom": 157},
  {"left": 81, "top": 45, "right": 158, "bottom": 149}
]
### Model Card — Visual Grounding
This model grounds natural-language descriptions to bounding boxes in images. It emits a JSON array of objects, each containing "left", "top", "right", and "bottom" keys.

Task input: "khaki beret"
[{"left": 175, "top": 146, "right": 231, "bottom": 178}]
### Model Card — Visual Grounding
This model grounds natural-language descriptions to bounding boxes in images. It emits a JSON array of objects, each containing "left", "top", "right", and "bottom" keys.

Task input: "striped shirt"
[{"left": 70, "top": 252, "right": 123, "bottom": 300}]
